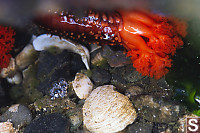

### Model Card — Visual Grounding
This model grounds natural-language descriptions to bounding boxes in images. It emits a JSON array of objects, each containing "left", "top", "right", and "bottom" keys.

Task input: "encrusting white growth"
[{"left": 33, "top": 34, "right": 90, "bottom": 69}]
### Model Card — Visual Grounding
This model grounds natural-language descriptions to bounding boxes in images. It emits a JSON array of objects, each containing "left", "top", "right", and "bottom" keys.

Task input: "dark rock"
[
  {"left": 91, "top": 67, "right": 111, "bottom": 86},
  {"left": 134, "top": 95, "right": 185, "bottom": 123},
  {"left": 110, "top": 65, "right": 144, "bottom": 84},
  {"left": 24, "top": 113, "right": 70, "bottom": 133},
  {"left": 143, "top": 78, "right": 173, "bottom": 99},
  {"left": 111, "top": 73, "right": 127, "bottom": 90},
  {"left": 126, "top": 121, "right": 153, "bottom": 133},
  {"left": 125, "top": 86, "right": 143, "bottom": 98},
  {"left": 102, "top": 45, "right": 132, "bottom": 67},
  {"left": 123, "top": 65, "right": 144, "bottom": 83},
  {"left": 152, "top": 123, "right": 168, "bottom": 133},
  {"left": 37, "top": 50, "right": 85, "bottom": 95},
  {"left": 0, "top": 82, "right": 7, "bottom": 107},
  {"left": 0, "top": 104, "right": 32, "bottom": 128}
]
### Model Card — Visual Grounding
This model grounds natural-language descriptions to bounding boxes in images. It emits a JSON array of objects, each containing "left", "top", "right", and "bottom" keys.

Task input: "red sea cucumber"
[
  {"left": 34, "top": 10, "right": 123, "bottom": 45},
  {"left": 34, "top": 9, "right": 187, "bottom": 79}
]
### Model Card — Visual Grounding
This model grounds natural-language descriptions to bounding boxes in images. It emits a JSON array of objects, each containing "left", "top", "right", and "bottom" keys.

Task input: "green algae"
[{"left": 166, "top": 18, "right": 200, "bottom": 116}]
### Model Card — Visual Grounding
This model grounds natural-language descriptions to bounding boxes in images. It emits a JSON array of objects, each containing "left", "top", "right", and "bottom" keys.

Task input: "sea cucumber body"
[
  {"left": 34, "top": 10, "right": 122, "bottom": 44},
  {"left": 34, "top": 9, "right": 187, "bottom": 79}
]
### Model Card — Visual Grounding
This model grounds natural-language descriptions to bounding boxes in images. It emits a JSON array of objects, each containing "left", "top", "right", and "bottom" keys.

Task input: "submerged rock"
[
  {"left": 126, "top": 120, "right": 153, "bottom": 133},
  {"left": 24, "top": 113, "right": 70, "bottom": 133},
  {"left": 36, "top": 50, "right": 85, "bottom": 95},
  {"left": 0, "top": 104, "right": 32, "bottom": 128},
  {"left": 91, "top": 67, "right": 111, "bottom": 86},
  {"left": 134, "top": 95, "right": 185, "bottom": 123},
  {"left": 102, "top": 45, "right": 132, "bottom": 67}
]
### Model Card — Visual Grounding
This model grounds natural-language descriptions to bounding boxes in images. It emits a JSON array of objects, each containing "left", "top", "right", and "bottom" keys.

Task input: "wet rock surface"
[
  {"left": 102, "top": 45, "right": 132, "bottom": 67},
  {"left": 24, "top": 113, "right": 70, "bottom": 133},
  {"left": 91, "top": 67, "right": 111, "bottom": 86},
  {"left": 37, "top": 50, "right": 85, "bottom": 95},
  {"left": 126, "top": 120, "right": 153, "bottom": 133},
  {"left": 0, "top": 104, "right": 32, "bottom": 128},
  {"left": 134, "top": 95, "right": 185, "bottom": 123}
]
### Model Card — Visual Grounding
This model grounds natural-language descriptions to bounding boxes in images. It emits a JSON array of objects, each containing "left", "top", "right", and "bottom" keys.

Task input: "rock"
[
  {"left": 102, "top": 45, "right": 132, "bottom": 67},
  {"left": 91, "top": 67, "right": 111, "bottom": 86},
  {"left": 24, "top": 113, "right": 70, "bottom": 133},
  {"left": 126, "top": 121, "right": 153, "bottom": 133},
  {"left": 110, "top": 65, "right": 144, "bottom": 85},
  {"left": 125, "top": 85, "right": 143, "bottom": 98},
  {"left": 0, "top": 104, "right": 32, "bottom": 128},
  {"left": 33, "top": 34, "right": 90, "bottom": 70},
  {"left": 123, "top": 65, "right": 144, "bottom": 83},
  {"left": 0, "top": 82, "right": 7, "bottom": 107},
  {"left": 134, "top": 95, "right": 183, "bottom": 123},
  {"left": 36, "top": 50, "right": 85, "bottom": 95},
  {"left": 68, "top": 107, "right": 83, "bottom": 132},
  {"left": 34, "top": 96, "right": 76, "bottom": 113}
]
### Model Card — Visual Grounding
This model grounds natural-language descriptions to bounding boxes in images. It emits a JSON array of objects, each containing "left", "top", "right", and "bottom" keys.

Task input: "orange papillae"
[
  {"left": 0, "top": 26, "right": 15, "bottom": 69},
  {"left": 119, "top": 10, "right": 187, "bottom": 79}
]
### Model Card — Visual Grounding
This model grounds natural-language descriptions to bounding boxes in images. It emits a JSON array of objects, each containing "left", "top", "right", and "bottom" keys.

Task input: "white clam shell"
[
  {"left": 83, "top": 85, "right": 137, "bottom": 133},
  {"left": 33, "top": 34, "right": 90, "bottom": 69},
  {"left": 72, "top": 73, "right": 93, "bottom": 99}
]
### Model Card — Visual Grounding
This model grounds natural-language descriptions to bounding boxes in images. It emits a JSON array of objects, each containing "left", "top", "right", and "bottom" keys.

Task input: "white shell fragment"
[
  {"left": 33, "top": 34, "right": 90, "bottom": 69},
  {"left": 83, "top": 85, "right": 137, "bottom": 133},
  {"left": 72, "top": 73, "right": 93, "bottom": 99}
]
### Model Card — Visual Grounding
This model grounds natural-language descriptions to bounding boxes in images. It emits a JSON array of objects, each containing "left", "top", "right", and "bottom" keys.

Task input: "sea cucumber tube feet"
[{"left": 119, "top": 26, "right": 153, "bottom": 53}]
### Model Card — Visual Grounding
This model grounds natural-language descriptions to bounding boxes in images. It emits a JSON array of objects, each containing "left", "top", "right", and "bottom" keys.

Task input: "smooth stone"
[
  {"left": 0, "top": 104, "right": 32, "bottom": 128},
  {"left": 91, "top": 67, "right": 111, "bottom": 86},
  {"left": 24, "top": 113, "right": 70, "bottom": 133}
]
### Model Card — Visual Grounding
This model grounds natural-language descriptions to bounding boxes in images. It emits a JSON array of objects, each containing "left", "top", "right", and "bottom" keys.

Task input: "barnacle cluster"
[{"left": 49, "top": 78, "right": 68, "bottom": 100}]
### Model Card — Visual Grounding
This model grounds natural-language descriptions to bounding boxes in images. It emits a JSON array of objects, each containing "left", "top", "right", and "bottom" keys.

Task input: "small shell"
[
  {"left": 16, "top": 44, "right": 38, "bottom": 70},
  {"left": 33, "top": 34, "right": 90, "bottom": 69},
  {"left": 72, "top": 73, "right": 93, "bottom": 99},
  {"left": 83, "top": 85, "right": 137, "bottom": 133}
]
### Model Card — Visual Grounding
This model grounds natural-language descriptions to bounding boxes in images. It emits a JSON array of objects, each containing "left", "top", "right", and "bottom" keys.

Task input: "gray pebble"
[{"left": 0, "top": 104, "right": 32, "bottom": 128}]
